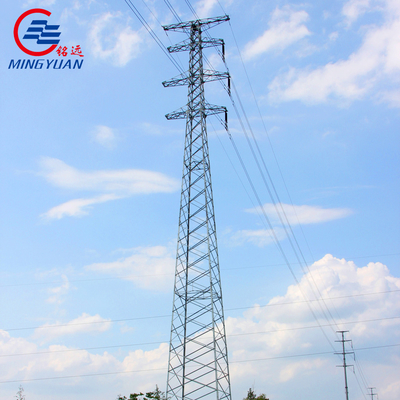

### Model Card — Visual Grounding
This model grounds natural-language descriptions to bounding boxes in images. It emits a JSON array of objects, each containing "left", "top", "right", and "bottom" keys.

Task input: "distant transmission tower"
[
  {"left": 162, "top": 16, "right": 231, "bottom": 400},
  {"left": 368, "top": 387, "right": 377, "bottom": 400},
  {"left": 336, "top": 331, "right": 354, "bottom": 400}
]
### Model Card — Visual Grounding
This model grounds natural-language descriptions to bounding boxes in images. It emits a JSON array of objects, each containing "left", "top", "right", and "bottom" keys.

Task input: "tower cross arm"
[
  {"left": 165, "top": 104, "right": 227, "bottom": 120},
  {"left": 167, "top": 38, "right": 225, "bottom": 53},
  {"left": 203, "top": 103, "right": 227, "bottom": 116},
  {"left": 163, "top": 71, "right": 230, "bottom": 87},
  {"left": 163, "top": 15, "right": 230, "bottom": 32},
  {"left": 165, "top": 107, "right": 187, "bottom": 120}
]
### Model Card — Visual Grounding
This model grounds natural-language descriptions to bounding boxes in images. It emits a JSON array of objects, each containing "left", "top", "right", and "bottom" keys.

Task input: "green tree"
[
  {"left": 15, "top": 385, "right": 25, "bottom": 400},
  {"left": 244, "top": 387, "right": 269, "bottom": 400},
  {"left": 116, "top": 385, "right": 166, "bottom": 400}
]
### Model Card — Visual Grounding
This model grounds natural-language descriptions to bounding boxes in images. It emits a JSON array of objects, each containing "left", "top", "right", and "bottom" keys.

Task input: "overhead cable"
[{"left": 1, "top": 343, "right": 398, "bottom": 384}]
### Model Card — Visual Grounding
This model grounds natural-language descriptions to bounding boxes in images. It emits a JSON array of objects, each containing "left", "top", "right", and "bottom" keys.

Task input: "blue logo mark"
[{"left": 22, "top": 20, "right": 61, "bottom": 45}]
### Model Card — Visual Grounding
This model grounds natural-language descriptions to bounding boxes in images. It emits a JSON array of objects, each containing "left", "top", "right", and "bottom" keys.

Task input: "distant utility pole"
[
  {"left": 162, "top": 15, "right": 231, "bottom": 400},
  {"left": 368, "top": 387, "right": 377, "bottom": 400},
  {"left": 335, "top": 331, "right": 354, "bottom": 400}
]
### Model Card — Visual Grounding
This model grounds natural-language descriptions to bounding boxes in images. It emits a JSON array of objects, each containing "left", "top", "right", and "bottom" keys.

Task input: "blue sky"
[{"left": 1, "top": 0, "right": 399, "bottom": 399}]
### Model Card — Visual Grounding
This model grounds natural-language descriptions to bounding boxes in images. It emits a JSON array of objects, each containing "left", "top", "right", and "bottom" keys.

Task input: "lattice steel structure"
[{"left": 162, "top": 16, "right": 232, "bottom": 400}]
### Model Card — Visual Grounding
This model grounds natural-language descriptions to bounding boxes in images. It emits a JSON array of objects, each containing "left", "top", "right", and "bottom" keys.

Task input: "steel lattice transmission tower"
[{"left": 162, "top": 15, "right": 232, "bottom": 400}]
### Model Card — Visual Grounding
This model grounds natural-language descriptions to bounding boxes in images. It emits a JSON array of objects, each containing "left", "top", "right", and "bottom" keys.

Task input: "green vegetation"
[
  {"left": 116, "top": 385, "right": 166, "bottom": 400},
  {"left": 117, "top": 386, "right": 269, "bottom": 400},
  {"left": 15, "top": 385, "right": 25, "bottom": 400},
  {"left": 243, "top": 387, "right": 269, "bottom": 400}
]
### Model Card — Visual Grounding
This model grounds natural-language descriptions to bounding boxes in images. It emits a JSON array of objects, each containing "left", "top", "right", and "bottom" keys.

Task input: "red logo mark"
[{"left": 14, "top": 9, "right": 57, "bottom": 56}]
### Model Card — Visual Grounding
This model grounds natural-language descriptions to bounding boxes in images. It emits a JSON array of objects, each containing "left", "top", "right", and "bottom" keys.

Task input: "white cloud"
[
  {"left": 329, "top": 31, "right": 339, "bottom": 41},
  {"left": 268, "top": 0, "right": 400, "bottom": 105},
  {"left": 0, "top": 328, "right": 168, "bottom": 397},
  {"left": 195, "top": 0, "right": 219, "bottom": 18},
  {"left": 1, "top": 256, "right": 400, "bottom": 399},
  {"left": 226, "top": 255, "right": 400, "bottom": 398},
  {"left": 38, "top": 157, "right": 179, "bottom": 219},
  {"left": 139, "top": 122, "right": 164, "bottom": 136},
  {"left": 229, "top": 254, "right": 400, "bottom": 337},
  {"left": 92, "top": 125, "right": 117, "bottom": 148},
  {"left": 246, "top": 203, "right": 353, "bottom": 225},
  {"left": 243, "top": 6, "right": 311, "bottom": 60},
  {"left": 380, "top": 89, "right": 400, "bottom": 107},
  {"left": 39, "top": 157, "right": 178, "bottom": 194},
  {"left": 228, "top": 203, "right": 350, "bottom": 247},
  {"left": 23, "top": 0, "right": 55, "bottom": 6},
  {"left": 279, "top": 358, "right": 326, "bottom": 382},
  {"left": 231, "top": 228, "right": 285, "bottom": 247},
  {"left": 122, "top": 343, "right": 168, "bottom": 371},
  {"left": 33, "top": 313, "right": 112, "bottom": 341},
  {"left": 47, "top": 274, "right": 71, "bottom": 304},
  {"left": 85, "top": 246, "right": 175, "bottom": 291},
  {"left": 41, "top": 194, "right": 121, "bottom": 220},
  {"left": 88, "top": 12, "right": 143, "bottom": 67},
  {"left": 382, "top": 380, "right": 400, "bottom": 399},
  {"left": 342, "top": 0, "right": 371, "bottom": 25},
  {"left": 194, "top": 0, "right": 232, "bottom": 18}
]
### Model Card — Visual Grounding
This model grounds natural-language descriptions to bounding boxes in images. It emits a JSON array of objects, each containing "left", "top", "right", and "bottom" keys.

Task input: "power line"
[
  {"left": 208, "top": 8, "right": 391, "bottom": 389},
  {"left": 216, "top": 17, "right": 346, "bottom": 342},
  {"left": 223, "top": 6, "right": 322, "bottom": 281},
  {"left": 228, "top": 317, "right": 400, "bottom": 336},
  {"left": 2, "top": 332, "right": 399, "bottom": 359},
  {"left": 217, "top": 0, "right": 327, "bottom": 296},
  {"left": 204, "top": 5, "right": 392, "bottom": 387},
  {"left": 228, "top": 76, "right": 340, "bottom": 335},
  {"left": 0, "top": 367, "right": 166, "bottom": 384},
  {"left": 352, "top": 368, "right": 369, "bottom": 400},
  {"left": 179, "top": 6, "right": 345, "bottom": 352},
  {"left": 4, "top": 313, "right": 399, "bottom": 333},
  {"left": 138, "top": 0, "right": 187, "bottom": 72},
  {"left": 0, "top": 340, "right": 165, "bottom": 358},
  {"left": 1, "top": 343, "right": 398, "bottom": 384},
  {"left": 164, "top": 0, "right": 184, "bottom": 26},
  {"left": 2, "top": 336, "right": 399, "bottom": 360},
  {"left": 207, "top": 54, "right": 342, "bottom": 348},
  {"left": 226, "top": 292, "right": 400, "bottom": 312},
  {"left": 223, "top": 122, "right": 340, "bottom": 352},
  {"left": 352, "top": 341, "right": 373, "bottom": 396},
  {"left": 4, "top": 314, "right": 170, "bottom": 332},
  {"left": 124, "top": 0, "right": 185, "bottom": 74},
  {"left": 1, "top": 253, "right": 398, "bottom": 288}
]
